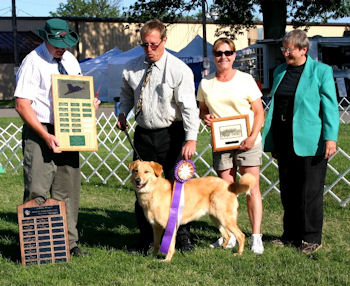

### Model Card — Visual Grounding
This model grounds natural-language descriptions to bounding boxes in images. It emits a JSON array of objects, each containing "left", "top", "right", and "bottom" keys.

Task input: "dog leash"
[{"left": 123, "top": 129, "right": 142, "bottom": 161}]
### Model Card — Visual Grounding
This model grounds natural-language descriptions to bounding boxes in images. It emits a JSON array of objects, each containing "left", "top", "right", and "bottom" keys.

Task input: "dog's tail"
[{"left": 228, "top": 173, "right": 256, "bottom": 196}]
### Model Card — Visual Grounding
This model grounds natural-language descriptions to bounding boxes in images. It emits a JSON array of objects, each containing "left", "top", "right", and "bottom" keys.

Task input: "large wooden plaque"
[
  {"left": 17, "top": 199, "right": 70, "bottom": 266},
  {"left": 51, "top": 74, "right": 98, "bottom": 151}
]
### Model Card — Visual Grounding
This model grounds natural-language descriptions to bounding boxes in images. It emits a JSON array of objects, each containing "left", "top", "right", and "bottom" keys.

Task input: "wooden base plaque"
[
  {"left": 17, "top": 198, "right": 70, "bottom": 266},
  {"left": 51, "top": 74, "right": 98, "bottom": 152}
]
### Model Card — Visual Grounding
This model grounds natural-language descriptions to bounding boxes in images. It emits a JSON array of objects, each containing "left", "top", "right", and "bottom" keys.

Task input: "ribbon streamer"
[
  {"left": 159, "top": 181, "right": 184, "bottom": 254},
  {"left": 160, "top": 160, "right": 195, "bottom": 254}
]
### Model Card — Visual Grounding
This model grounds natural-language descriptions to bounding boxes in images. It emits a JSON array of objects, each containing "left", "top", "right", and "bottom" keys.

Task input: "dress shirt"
[
  {"left": 14, "top": 42, "right": 81, "bottom": 124},
  {"left": 119, "top": 51, "right": 200, "bottom": 141}
]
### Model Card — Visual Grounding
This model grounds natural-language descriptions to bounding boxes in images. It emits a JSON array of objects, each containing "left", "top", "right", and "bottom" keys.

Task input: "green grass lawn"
[
  {"left": 1, "top": 166, "right": 349, "bottom": 285},
  {"left": 0, "top": 118, "right": 349, "bottom": 286}
]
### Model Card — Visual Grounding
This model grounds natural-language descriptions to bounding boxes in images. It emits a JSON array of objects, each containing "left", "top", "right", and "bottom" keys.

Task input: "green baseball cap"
[{"left": 38, "top": 18, "right": 79, "bottom": 48}]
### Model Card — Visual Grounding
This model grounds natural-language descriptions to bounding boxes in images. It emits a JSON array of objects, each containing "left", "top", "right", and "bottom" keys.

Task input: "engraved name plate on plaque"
[{"left": 17, "top": 199, "right": 70, "bottom": 266}]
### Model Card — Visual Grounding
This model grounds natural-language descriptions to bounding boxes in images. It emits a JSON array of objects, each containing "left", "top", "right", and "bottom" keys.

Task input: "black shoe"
[
  {"left": 176, "top": 235, "right": 194, "bottom": 252},
  {"left": 273, "top": 235, "right": 300, "bottom": 247},
  {"left": 70, "top": 246, "right": 89, "bottom": 257},
  {"left": 271, "top": 238, "right": 294, "bottom": 247},
  {"left": 299, "top": 241, "right": 322, "bottom": 255}
]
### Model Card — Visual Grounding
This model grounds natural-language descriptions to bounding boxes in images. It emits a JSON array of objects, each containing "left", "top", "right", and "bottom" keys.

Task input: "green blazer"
[{"left": 262, "top": 56, "right": 339, "bottom": 156}]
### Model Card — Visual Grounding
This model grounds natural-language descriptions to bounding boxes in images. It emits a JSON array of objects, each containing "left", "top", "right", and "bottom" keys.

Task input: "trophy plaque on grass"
[
  {"left": 51, "top": 74, "right": 98, "bottom": 152},
  {"left": 17, "top": 199, "right": 70, "bottom": 266}
]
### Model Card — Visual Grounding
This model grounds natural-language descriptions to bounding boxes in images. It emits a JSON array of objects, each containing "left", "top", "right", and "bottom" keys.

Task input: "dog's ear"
[
  {"left": 150, "top": 161, "right": 163, "bottom": 177},
  {"left": 129, "top": 160, "right": 139, "bottom": 171}
]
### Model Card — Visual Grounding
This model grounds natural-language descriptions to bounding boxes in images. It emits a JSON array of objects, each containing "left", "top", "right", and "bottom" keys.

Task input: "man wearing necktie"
[
  {"left": 117, "top": 19, "right": 200, "bottom": 254},
  {"left": 55, "top": 57, "right": 68, "bottom": 75},
  {"left": 14, "top": 19, "right": 100, "bottom": 257}
]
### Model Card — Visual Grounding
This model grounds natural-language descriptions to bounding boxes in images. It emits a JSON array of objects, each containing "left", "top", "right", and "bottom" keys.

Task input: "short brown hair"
[
  {"left": 282, "top": 29, "right": 309, "bottom": 50},
  {"left": 140, "top": 19, "right": 167, "bottom": 40},
  {"left": 212, "top": 38, "right": 236, "bottom": 54}
]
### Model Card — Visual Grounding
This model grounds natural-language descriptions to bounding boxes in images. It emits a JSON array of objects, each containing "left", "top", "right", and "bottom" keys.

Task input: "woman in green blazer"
[{"left": 262, "top": 29, "right": 339, "bottom": 254}]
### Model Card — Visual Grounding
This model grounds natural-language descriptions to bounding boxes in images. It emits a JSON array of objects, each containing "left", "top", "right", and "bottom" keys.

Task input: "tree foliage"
[
  {"left": 123, "top": 0, "right": 350, "bottom": 39},
  {"left": 50, "top": 0, "right": 121, "bottom": 18},
  {"left": 122, "top": 0, "right": 202, "bottom": 23}
]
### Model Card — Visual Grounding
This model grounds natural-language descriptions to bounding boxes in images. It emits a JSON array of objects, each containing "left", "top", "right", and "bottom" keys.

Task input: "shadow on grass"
[
  {"left": 78, "top": 208, "right": 285, "bottom": 250},
  {"left": 77, "top": 208, "right": 221, "bottom": 251},
  {"left": 189, "top": 221, "right": 284, "bottom": 248},
  {"left": 0, "top": 208, "right": 138, "bottom": 263},
  {"left": 0, "top": 212, "right": 21, "bottom": 263},
  {"left": 0, "top": 229, "right": 21, "bottom": 263},
  {"left": 1, "top": 207, "right": 250, "bottom": 262},
  {"left": 262, "top": 233, "right": 283, "bottom": 242},
  {"left": 77, "top": 208, "right": 139, "bottom": 249}
]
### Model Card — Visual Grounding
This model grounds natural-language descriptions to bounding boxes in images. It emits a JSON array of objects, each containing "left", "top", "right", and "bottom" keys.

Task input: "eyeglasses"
[
  {"left": 280, "top": 47, "right": 297, "bottom": 54},
  {"left": 140, "top": 40, "right": 163, "bottom": 50},
  {"left": 214, "top": 50, "right": 235, "bottom": 57}
]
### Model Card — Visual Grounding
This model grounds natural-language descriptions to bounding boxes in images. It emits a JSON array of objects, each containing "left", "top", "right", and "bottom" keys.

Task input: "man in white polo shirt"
[{"left": 14, "top": 19, "right": 100, "bottom": 257}]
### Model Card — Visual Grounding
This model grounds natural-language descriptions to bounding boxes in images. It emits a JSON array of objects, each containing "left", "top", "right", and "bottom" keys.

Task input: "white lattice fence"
[
  {"left": 0, "top": 122, "right": 23, "bottom": 173},
  {"left": 1, "top": 111, "right": 349, "bottom": 207},
  {"left": 339, "top": 97, "right": 350, "bottom": 124}
]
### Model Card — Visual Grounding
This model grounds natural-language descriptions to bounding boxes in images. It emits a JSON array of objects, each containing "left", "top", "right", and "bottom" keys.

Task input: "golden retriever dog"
[{"left": 129, "top": 160, "right": 256, "bottom": 262}]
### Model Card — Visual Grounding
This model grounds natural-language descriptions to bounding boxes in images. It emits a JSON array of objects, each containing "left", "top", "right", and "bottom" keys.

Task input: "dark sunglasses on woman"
[{"left": 214, "top": 50, "right": 235, "bottom": 57}]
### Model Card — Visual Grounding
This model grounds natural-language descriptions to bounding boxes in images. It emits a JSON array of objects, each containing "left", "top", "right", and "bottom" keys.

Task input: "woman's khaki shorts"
[{"left": 213, "top": 143, "right": 262, "bottom": 171}]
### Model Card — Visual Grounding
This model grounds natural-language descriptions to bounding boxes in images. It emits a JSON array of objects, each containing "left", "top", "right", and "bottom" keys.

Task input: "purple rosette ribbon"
[{"left": 160, "top": 160, "right": 195, "bottom": 254}]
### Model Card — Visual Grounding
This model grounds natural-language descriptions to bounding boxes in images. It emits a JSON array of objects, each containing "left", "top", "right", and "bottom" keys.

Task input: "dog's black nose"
[{"left": 135, "top": 178, "right": 141, "bottom": 185}]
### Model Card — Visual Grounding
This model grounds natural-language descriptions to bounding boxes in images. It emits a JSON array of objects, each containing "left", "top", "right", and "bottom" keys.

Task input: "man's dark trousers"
[{"left": 133, "top": 121, "right": 192, "bottom": 251}]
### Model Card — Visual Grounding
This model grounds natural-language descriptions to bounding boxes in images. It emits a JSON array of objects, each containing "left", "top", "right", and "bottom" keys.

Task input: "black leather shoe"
[
  {"left": 70, "top": 246, "right": 90, "bottom": 257},
  {"left": 272, "top": 238, "right": 292, "bottom": 246},
  {"left": 299, "top": 241, "right": 322, "bottom": 254}
]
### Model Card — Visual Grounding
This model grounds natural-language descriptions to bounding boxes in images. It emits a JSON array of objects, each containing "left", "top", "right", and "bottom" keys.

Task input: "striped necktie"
[
  {"left": 135, "top": 62, "right": 154, "bottom": 119},
  {"left": 54, "top": 58, "right": 67, "bottom": 74}
]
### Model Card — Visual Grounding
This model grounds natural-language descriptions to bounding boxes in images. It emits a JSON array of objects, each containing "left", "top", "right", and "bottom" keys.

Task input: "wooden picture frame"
[
  {"left": 51, "top": 74, "right": 98, "bottom": 152},
  {"left": 211, "top": 115, "right": 251, "bottom": 152}
]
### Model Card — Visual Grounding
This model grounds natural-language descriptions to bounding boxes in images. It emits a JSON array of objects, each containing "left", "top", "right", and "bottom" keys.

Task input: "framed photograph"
[
  {"left": 51, "top": 74, "right": 98, "bottom": 152},
  {"left": 211, "top": 115, "right": 251, "bottom": 152}
]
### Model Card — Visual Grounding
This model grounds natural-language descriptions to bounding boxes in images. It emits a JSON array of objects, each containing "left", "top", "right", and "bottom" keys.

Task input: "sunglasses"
[
  {"left": 140, "top": 40, "right": 163, "bottom": 50},
  {"left": 214, "top": 50, "right": 235, "bottom": 57}
]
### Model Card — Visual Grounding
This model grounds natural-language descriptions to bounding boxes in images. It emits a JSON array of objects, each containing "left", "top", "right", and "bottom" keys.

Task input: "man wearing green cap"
[{"left": 14, "top": 18, "right": 100, "bottom": 257}]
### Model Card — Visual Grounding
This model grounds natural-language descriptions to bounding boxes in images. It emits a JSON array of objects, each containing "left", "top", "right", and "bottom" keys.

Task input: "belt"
[{"left": 137, "top": 121, "right": 183, "bottom": 133}]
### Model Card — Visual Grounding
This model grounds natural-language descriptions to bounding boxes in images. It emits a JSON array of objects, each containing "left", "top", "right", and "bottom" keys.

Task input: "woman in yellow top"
[{"left": 197, "top": 38, "right": 265, "bottom": 254}]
